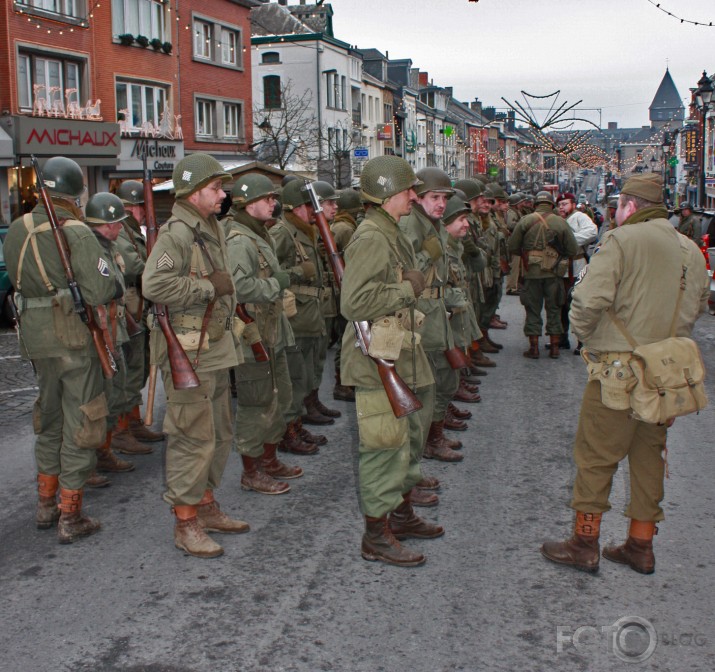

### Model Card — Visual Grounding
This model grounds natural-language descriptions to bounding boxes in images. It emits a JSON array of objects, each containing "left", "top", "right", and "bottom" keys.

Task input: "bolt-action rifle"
[
  {"left": 304, "top": 180, "right": 422, "bottom": 418},
  {"left": 30, "top": 155, "right": 117, "bottom": 379}
]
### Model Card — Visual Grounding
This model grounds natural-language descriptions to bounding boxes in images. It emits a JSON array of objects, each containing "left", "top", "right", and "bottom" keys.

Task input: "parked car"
[{"left": 0, "top": 225, "right": 14, "bottom": 326}]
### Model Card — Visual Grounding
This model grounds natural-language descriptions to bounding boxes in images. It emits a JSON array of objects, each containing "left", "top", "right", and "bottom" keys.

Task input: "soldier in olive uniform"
[
  {"left": 677, "top": 203, "right": 702, "bottom": 246},
  {"left": 341, "top": 155, "right": 442, "bottom": 567},
  {"left": 143, "top": 154, "right": 248, "bottom": 559},
  {"left": 223, "top": 173, "right": 302, "bottom": 496},
  {"left": 271, "top": 180, "right": 331, "bottom": 451},
  {"left": 505, "top": 193, "right": 526, "bottom": 295},
  {"left": 331, "top": 189, "right": 363, "bottom": 403},
  {"left": 508, "top": 191, "right": 578, "bottom": 359},
  {"left": 541, "top": 173, "right": 709, "bottom": 574},
  {"left": 5, "top": 156, "right": 116, "bottom": 544},
  {"left": 399, "top": 168, "right": 464, "bottom": 464},
  {"left": 115, "top": 180, "right": 165, "bottom": 445}
]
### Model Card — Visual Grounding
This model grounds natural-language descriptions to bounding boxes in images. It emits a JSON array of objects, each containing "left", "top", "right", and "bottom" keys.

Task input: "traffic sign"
[{"left": 354, "top": 147, "right": 369, "bottom": 158}]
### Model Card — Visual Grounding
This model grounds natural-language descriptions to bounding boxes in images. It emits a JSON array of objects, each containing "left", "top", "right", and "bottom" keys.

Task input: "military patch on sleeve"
[
  {"left": 156, "top": 251, "right": 174, "bottom": 270},
  {"left": 98, "top": 257, "right": 110, "bottom": 277}
]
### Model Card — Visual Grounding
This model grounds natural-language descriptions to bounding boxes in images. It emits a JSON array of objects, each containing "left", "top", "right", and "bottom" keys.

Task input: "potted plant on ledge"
[
  {"left": 118, "top": 33, "right": 135, "bottom": 46},
  {"left": 136, "top": 35, "right": 150, "bottom": 48},
  {"left": 161, "top": 42, "right": 173, "bottom": 54},
  {"left": 151, "top": 38, "right": 163, "bottom": 51}
]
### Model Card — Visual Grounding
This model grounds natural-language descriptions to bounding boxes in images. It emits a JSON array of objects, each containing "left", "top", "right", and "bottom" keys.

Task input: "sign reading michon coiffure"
[{"left": 13, "top": 116, "right": 120, "bottom": 157}]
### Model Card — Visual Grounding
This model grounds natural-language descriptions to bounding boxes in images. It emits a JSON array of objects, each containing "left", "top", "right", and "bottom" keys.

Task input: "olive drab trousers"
[
  {"left": 426, "top": 351, "right": 459, "bottom": 422},
  {"left": 356, "top": 383, "right": 435, "bottom": 518},
  {"left": 520, "top": 277, "right": 564, "bottom": 336},
  {"left": 571, "top": 381, "right": 667, "bottom": 522},
  {"left": 234, "top": 350, "right": 291, "bottom": 458},
  {"left": 33, "top": 356, "right": 107, "bottom": 490},
  {"left": 285, "top": 335, "right": 321, "bottom": 422},
  {"left": 162, "top": 368, "right": 233, "bottom": 506}
]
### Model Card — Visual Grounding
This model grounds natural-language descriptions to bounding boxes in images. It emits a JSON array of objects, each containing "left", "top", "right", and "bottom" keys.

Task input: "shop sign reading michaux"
[{"left": 15, "top": 116, "right": 120, "bottom": 157}]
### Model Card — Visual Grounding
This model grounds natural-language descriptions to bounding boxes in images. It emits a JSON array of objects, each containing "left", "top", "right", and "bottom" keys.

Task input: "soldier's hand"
[
  {"left": 299, "top": 261, "right": 316, "bottom": 281},
  {"left": 422, "top": 236, "right": 443, "bottom": 261},
  {"left": 274, "top": 270, "right": 290, "bottom": 290},
  {"left": 208, "top": 270, "right": 235, "bottom": 297},
  {"left": 403, "top": 269, "right": 426, "bottom": 298},
  {"left": 462, "top": 238, "right": 479, "bottom": 257}
]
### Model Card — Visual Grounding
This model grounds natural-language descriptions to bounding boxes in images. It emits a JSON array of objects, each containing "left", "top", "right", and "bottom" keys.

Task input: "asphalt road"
[{"left": 1, "top": 295, "right": 714, "bottom": 672}]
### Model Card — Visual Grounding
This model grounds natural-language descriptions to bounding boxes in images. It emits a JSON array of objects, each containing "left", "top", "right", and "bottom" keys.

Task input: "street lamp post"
[
  {"left": 695, "top": 71, "right": 713, "bottom": 208},
  {"left": 661, "top": 131, "right": 671, "bottom": 205}
]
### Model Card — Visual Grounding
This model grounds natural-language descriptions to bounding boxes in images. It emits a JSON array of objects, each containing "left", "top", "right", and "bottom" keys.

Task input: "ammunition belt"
[
  {"left": 289, "top": 284, "right": 324, "bottom": 299},
  {"left": 15, "top": 289, "right": 71, "bottom": 310},
  {"left": 420, "top": 287, "right": 444, "bottom": 299}
]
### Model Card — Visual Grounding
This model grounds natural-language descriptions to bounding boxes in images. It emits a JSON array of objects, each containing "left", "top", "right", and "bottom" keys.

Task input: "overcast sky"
[{"left": 327, "top": 0, "right": 714, "bottom": 130}]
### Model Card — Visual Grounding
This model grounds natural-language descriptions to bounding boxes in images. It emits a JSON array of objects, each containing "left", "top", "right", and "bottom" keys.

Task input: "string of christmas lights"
[{"left": 645, "top": 0, "right": 714, "bottom": 27}]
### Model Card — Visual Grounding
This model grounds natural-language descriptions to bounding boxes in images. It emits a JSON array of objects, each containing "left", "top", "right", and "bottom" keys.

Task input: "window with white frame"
[
  {"left": 223, "top": 102, "right": 241, "bottom": 139},
  {"left": 196, "top": 99, "right": 215, "bottom": 137},
  {"left": 18, "top": 50, "right": 83, "bottom": 113},
  {"left": 116, "top": 80, "right": 168, "bottom": 132},
  {"left": 15, "top": 0, "right": 85, "bottom": 22},
  {"left": 191, "top": 15, "right": 242, "bottom": 69},
  {"left": 112, "top": 0, "right": 167, "bottom": 41}
]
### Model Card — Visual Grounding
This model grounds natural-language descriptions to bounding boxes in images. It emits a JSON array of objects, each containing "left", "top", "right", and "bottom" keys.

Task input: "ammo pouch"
[
  {"left": 176, "top": 331, "right": 209, "bottom": 353},
  {"left": 232, "top": 316, "right": 247, "bottom": 343},
  {"left": 51, "top": 292, "right": 89, "bottom": 350},
  {"left": 394, "top": 308, "right": 425, "bottom": 332},
  {"left": 628, "top": 337, "right": 707, "bottom": 424},
  {"left": 540, "top": 246, "right": 560, "bottom": 272},
  {"left": 282, "top": 289, "right": 297, "bottom": 318},
  {"left": 582, "top": 349, "right": 635, "bottom": 411},
  {"left": 368, "top": 316, "right": 405, "bottom": 360}
]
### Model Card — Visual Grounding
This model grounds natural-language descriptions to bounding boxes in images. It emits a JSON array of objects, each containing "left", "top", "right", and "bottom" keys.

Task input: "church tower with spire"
[{"left": 650, "top": 68, "right": 684, "bottom": 129}]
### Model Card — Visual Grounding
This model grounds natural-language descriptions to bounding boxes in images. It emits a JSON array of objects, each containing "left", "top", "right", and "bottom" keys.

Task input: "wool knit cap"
[{"left": 621, "top": 173, "right": 662, "bottom": 203}]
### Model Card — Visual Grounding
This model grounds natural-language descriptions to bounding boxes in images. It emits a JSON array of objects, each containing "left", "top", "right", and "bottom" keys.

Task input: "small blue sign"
[{"left": 354, "top": 147, "right": 369, "bottom": 158}]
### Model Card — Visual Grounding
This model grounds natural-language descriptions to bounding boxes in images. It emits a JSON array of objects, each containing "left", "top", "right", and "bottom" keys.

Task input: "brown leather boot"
[
  {"left": 602, "top": 520, "right": 656, "bottom": 574},
  {"left": 312, "top": 388, "right": 341, "bottom": 418},
  {"left": 57, "top": 488, "right": 101, "bottom": 544},
  {"left": 173, "top": 505, "right": 223, "bottom": 558},
  {"left": 448, "top": 402, "right": 472, "bottom": 420},
  {"left": 409, "top": 486, "right": 439, "bottom": 508},
  {"left": 454, "top": 379, "right": 481, "bottom": 404},
  {"left": 478, "top": 336, "right": 499, "bottom": 354},
  {"left": 541, "top": 512, "right": 601, "bottom": 573},
  {"left": 127, "top": 405, "right": 165, "bottom": 443},
  {"left": 390, "top": 493, "right": 445, "bottom": 539},
  {"left": 302, "top": 390, "right": 335, "bottom": 425},
  {"left": 415, "top": 475, "right": 440, "bottom": 491},
  {"left": 471, "top": 343, "right": 496, "bottom": 367},
  {"left": 333, "top": 371, "right": 355, "bottom": 402},
  {"left": 111, "top": 414, "right": 153, "bottom": 455},
  {"left": 523, "top": 335, "right": 540, "bottom": 359},
  {"left": 241, "top": 455, "right": 290, "bottom": 494},
  {"left": 361, "top": 515, "right": 426, "bottom": 567},
  {"left": 36, "top": 473, "right": 60, "bottom": 529},
  {"left": 96, "top": 432, "right": 135, "bottom": 473},
  {"left": 297, "top": 418, "right": 327, "bottom": 446},
  {"left": 549, "top": 334, "right": 560, "bottom": 359},
  {"left": 278, "top": 420, "right": 319, "bottom": 455},
  {"left": 196, "top": 490, "right": 250, "bottom": 533},
  {"left": 483, "top": 329, "right": 503, "bottom": 350},
  {"left": 85, "top": 471, "right": 111, "bottom": 489},
  {"left": 424, "top": 421, "right": 464, "bottom": 462},
  {"left": 444, "top": 406, "right": 468, "bottom": 431},
  {"left": 261, "top": 443, "right": 303, "bottom": 480}
]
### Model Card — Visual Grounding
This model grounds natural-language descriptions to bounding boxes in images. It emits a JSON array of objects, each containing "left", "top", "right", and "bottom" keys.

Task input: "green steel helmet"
[
  {"left": 534, "top": 190, "right": 555, "bottom": 206},
  {"left": 281, "top": 179, "right": 312, "bottom": 210},
  {"left": 337, "top": 188, "right": 363, "bottom": 214},
  {"left": 281, "top": 174, "right": 299, "bottom": 187},
  {"left": 453, "top": 179, "right": 484, "bottom": 201},
  {"left": 415, "top": 167, "right": 454, "bottom": 196},
  {"left": 443, "top": 192, "right": 470, "bottom": 225},
  {"left": 116, "top": 180, "right": 144, "bottom": 205},
  {"left": 85, "top": 192, "right": 129, "bottom": 226},
  {"left": 607, "top": 196, "right": 619, "bottom": 209},
  {"left": 360, "top": 156, "right": 422, "bottom": 205},
  {"left": 172, "top": 153, "right": 231, "bottom": 198},
  {"left": 312, "top": 180, "right": 339, "bottom": 203},
  {"left": 681, "top": 201, "right": 694, "bottom": 211},
  {"left": 41, "top": 156, "right": 85, "bottom": 198},
  {"left": 485, "top": 183, "right": 509, "bottom": 200},
  {"left": 231, "top": 173, "right": 278, "bottom": 207}
]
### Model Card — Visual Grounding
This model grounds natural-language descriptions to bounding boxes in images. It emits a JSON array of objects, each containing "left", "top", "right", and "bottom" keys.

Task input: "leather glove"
[
  {"left": 421, "top": 236, "right": 443, "bottom": 261},
  {"left": 402, "top": 269, "right": 426, "bottom": 298},
  {"left": 299, "top": 261, "right": 316, "bottom": 281},
  {"left": 274, "top": 270, "right": 290, "bottom": 290},
  {"left": 462, "top": 237, "right": 479, "bottom": 257},
  {"left": 207, "top": 270, "right": 234, "bottom": 297}
]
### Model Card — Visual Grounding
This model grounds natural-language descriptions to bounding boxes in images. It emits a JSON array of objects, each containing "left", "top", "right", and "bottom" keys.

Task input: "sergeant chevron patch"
[
  {"left": 156, "top": 251, "right": 174, "bottom": 270},
  {"left": 98, "top": 257, "right": 109, "bottom": 277}
]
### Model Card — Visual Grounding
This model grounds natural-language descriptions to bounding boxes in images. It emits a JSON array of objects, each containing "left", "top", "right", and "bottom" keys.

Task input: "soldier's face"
[
  {"left": 558, "top": 200, "right": 575, "bottom": 217},
  {"left": 445, "top": 214, "right": 470, "bottom": 238},
  {"left": 615, "top": 196, "right": 636, "bottom": 227},
  {"left": 246, "top": 195, "right": 277, "bottom": 223},
  {"left": 496, "top": 199, "right": 509, "bottom": 213},
  {"left": 321, "top": 200, "right": 338, "bottom": 221},
  {"left": 418, "top": 192, "right": 449, "bottom": 219},
  {"left": 386, "top": 187, "right": 417, "bottom": 218},
  {"left": 189, "top": 178, "right": 227, "bottom": 218},
  {"left": 475, "top": 196, "right": 492, "bottom": 215}
]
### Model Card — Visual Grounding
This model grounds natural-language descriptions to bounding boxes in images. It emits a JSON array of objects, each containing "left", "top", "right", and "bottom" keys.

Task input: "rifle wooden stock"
[
  {"left": 125, "top": 306, "right": 143, "bottom": 338},
  {"left": 143, "top": 155, "right": 200, "bottom": 390},
  {"left": 30, "top": 155, "right": 117, "bottom": 379},
  {"left": 144, "top": 363, "right": 157, "bottom": 426},
  {"left": 444, "top": 345, "right": 470, "bottom": 370},
  {"left": 235, "top": 303, "right": 270, "bottom": 362},
  {"left": 304, "top": 180, "right": 422, "bottom": 418}
]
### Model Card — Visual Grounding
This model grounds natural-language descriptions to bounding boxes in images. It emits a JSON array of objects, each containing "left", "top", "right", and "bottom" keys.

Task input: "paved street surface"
[{"left": 1, "top": 296, "right": 714, "bottom": 672}]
